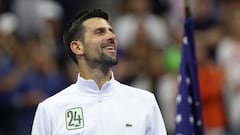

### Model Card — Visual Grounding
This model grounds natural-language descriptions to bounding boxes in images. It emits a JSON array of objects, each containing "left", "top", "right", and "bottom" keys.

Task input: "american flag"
[{"left": 174, "top": 17, "right": 205, "bottom": 135}]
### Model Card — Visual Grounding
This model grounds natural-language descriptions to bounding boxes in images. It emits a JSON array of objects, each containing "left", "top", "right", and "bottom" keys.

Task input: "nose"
[{"left": 107, "top": 32, "right": 116, "bottom": 40}]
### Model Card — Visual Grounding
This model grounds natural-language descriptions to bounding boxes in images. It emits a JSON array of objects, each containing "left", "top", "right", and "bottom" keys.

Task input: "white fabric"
[{"left": 31, "top": 73, "right": 167, "bottom": 135}]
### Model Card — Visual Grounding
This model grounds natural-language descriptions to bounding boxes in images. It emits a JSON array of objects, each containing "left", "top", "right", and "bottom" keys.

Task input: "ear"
[{"left": 70, "top": 41, "right": 84, "bottom": 55}]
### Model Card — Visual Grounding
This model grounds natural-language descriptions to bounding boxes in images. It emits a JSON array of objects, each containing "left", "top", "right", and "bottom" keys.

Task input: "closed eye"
[
  {"left": 109, "top": 28, "right": 114, "bottom": 33},
  {"left": 95, "top": 28, "right": 106, "bottom": 35},
  {"left": 94, "top": 27, "right": 115, "bottom": 35}
]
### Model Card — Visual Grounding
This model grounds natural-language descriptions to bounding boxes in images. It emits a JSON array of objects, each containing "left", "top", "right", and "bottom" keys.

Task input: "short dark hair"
[{"left": 63, "top": 9, "right": 109, "bottom": 64}]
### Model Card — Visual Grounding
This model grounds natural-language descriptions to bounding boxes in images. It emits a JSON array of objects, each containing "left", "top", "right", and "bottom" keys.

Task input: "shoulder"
[
  {"left": 38, "top": 84, "right": 74, "bottom": 108},
  {"left": 114, "top": 80, "right": 156, "bottom": 102}
]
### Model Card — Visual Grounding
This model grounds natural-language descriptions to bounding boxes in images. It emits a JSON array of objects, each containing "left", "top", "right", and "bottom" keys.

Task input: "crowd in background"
[{"left": 0, "top": 0, "right": 240, "bottom": 135}]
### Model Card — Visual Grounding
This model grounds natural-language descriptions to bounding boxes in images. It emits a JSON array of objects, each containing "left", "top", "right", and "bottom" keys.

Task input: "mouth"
[
  {"left": 102, "top": 44, "right": 116, "bottom": 53},
  {"left": 105, "top": 46, "right": 115, "bottom": 50}
]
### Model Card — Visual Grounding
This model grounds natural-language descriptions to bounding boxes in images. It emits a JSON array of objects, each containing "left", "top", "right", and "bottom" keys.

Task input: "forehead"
[{"left": 82, "top": 17, "right": 111, "bottom": 29}]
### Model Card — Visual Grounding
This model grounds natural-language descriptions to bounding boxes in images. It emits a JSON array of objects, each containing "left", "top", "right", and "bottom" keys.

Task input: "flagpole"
[{"left": 184, "top": 0, "right": 191, "bottom": 18}]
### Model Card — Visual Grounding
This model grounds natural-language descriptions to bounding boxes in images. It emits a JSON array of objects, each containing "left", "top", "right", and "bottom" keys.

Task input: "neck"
[{"left": 79, "top": 67, "right": 112, "bottom": 90}]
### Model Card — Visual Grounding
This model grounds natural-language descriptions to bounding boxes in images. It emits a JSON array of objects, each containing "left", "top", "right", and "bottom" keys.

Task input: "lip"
[
  {"left": 103, "top": 47, "right": 116, "bottom": 53},
  {"left": 105, "top": 46, "right": 115, "bottom": 50},
  {"left": 102, "top": 43, "right": 116, "bottom": 52}
]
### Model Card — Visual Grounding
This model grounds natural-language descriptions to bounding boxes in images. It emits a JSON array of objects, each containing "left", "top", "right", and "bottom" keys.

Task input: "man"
[{"left": 31, "top": 9, "right": 167, "bottom": 135}]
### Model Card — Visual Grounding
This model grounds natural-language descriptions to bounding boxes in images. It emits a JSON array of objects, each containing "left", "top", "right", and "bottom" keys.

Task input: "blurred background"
[{"left": 0, "top": 0, "right": 239, "bottom": 135}]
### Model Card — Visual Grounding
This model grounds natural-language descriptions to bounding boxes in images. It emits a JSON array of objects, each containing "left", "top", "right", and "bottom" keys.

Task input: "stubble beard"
[
  {"left": 85, "top": 51, "right": 118, "bottom": 72},
  {"left": 100, "top": 52, "right": 118, "bottom": 67}
]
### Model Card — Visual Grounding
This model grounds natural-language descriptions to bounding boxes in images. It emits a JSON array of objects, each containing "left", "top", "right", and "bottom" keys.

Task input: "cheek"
[
  {"left": 83, "top": 36, "right": 106, "bottom": 53},
  {"left": 85, "top": 37, "right": 103, "bottom": 47},
  {"left": 83, "top": 43, "right": 100, "bottom": 56}
]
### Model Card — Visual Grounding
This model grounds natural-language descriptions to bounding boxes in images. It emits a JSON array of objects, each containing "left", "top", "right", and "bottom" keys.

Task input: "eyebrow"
[{"left": 94, "top": 27, "right": 114, "bottom": 33}]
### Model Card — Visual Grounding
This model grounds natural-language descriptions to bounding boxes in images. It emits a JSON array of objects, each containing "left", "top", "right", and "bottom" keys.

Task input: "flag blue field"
[{"left": 174, "top": 17, "right": 205, "bottom": 135}]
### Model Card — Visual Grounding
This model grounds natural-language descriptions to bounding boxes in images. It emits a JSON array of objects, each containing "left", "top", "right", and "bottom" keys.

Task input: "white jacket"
[{"left": 31, "top": 74, "right": 167, "bottom": 135}]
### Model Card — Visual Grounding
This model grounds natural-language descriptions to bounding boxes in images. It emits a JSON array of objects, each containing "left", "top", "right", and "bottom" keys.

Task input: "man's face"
[{"left": 81, "top": 17, "right": 118, "bottom": 68}]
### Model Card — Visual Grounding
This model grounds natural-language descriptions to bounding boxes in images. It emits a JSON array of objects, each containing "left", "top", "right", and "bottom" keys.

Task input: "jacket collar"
[{"left": 74, "top": 72, "right": 116, "bottom": 96}]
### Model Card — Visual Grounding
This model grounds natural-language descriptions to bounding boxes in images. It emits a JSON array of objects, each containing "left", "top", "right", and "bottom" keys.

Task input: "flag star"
[
  {"left": 189, "top": 115, "right": 194, "bottom": 124},
  {"left": 177, "top": 75, "right": 182, "bottom": 83},
  {"left": 176, "top": 114, "right": 182, "bottom": 124},
  {"left": 188, "top": 96, "right": 193, "bottom": 104},
  {"left": 195, "top": 101, "right": 200, "bottom": 106},
  {"left": 183, "top": 36, "right": 188, "bottom": 45},
  {"left": 176, "top": 95, "right": 182, "bottom": 104},
  {"left": 197, "top": 120, "right": 202, "bottom": 126},
  {"left": 186, "top": 77, "right": 191, "bottom": 85}
]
